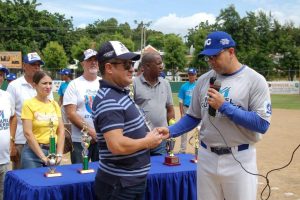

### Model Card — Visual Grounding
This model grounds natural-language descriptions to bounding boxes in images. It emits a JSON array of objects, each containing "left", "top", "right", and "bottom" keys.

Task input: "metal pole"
[{"left": 140, "top": 21, "right": 143, "bottom": 53}]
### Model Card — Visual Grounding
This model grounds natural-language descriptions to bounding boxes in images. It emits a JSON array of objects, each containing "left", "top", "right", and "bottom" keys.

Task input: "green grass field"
[
  {"left": 55, "top": 93, "right": 300, "bottom": 110},
  {"left": 270, "top": 94, "right": 300, "bottom": 109},
  {"left": 172, "top": 93, "right": 300, "bottom": 110}
]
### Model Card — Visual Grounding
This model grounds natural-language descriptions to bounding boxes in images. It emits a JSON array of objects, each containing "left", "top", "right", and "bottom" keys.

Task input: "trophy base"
[
  {"left": 44, "top": 172, "right": 62, "bottom": 177},
  {"left": 164, "top": 155, "right": 180, "bottom": 166},
  {"left": 78, "top": 169, "right": 95, "bottom": 174},
  {"left": 190, "top": 159, "right": 198, "bottom": 163}
]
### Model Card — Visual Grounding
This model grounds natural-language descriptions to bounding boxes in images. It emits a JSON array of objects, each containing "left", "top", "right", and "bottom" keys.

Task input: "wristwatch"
[{"left": 10, "top": 136, "right": 15, "bottom": 143}]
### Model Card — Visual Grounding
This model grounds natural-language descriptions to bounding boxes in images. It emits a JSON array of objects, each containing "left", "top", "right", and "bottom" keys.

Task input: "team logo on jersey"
[
  {"left": 84, "top": 95, "right": 95, "bottom": 114},
  {"left": 201, "top": 87, "right": 232, "bottom": 110},
  {"left": 219, "top": 87, "right": 230, "bottom": 98},
  {"left": 34, "top": 112, "right": 58, "bottom": 121},
  {"left": 0, "top": 110, "right": 9, "bottom": 131},
  {"left": 264, "top": 101, "right": 272, "bottom": 117}
]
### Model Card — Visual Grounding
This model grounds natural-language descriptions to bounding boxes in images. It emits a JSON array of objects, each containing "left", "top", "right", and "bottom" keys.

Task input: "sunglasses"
[
  {"left": 204, "top": 49, "right": 226, "bottom": 62},
  {"left": 110, "top": 61, "right": 133, "bottom": 70}
]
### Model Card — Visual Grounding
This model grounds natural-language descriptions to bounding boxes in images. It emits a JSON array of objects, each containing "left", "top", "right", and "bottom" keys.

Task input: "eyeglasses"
[
  {"left": 204, "top": 49, "right": 226, "bottom": 62},
  {"left": 110, "top": 61, "right": 133, "bottom": 70}
]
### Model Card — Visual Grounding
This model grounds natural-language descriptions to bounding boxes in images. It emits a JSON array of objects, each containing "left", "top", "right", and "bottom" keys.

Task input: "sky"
[{"left": 37, "top": 0, "right": 300, "bottom": 36}]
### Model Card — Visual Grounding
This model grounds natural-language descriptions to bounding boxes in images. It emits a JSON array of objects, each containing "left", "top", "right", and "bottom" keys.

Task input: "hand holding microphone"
[{"left": 208, "top": 77, "right": 223, "bottom": 117}]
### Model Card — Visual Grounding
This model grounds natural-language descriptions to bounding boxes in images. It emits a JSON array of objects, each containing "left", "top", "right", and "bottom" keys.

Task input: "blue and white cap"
[
  {"left": 199, "top": 31, "right": 236, "bottom": 56},
  {"left": 23, "top": 52, "right": 45, "bottom": 65},
  {"left": 81, "top": 49, "right": 97, "bottom": 61},
  {"left": 6, "top": 73, "right": 17, "bottom": 81},
  {"left": 97, "top": 41, "right": 140, "bottom": 62},
  {"left": 0, "top": 64, "right": 9, "bottom": 75},
  {"left": 187, "top": 68, "right": 197, "bottom": 75},
  {"left": 58, "top": 68, "right": 72, "bottom": 75}
]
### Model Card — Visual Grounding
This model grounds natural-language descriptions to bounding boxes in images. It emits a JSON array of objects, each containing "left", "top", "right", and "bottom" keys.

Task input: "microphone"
[{"left": 208, "top": 77, "right": 221, "bottom": 117}]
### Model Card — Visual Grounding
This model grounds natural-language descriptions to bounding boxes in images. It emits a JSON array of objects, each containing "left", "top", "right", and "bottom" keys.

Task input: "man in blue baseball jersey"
[
  {"left": 158, "top": 31, "right": 272, "bottom": 200},
  {"left": 177, "top": 67, "right": 197, "bottom": 153}
]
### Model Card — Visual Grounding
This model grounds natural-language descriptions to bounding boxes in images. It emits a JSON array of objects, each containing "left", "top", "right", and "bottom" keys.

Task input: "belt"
[
  {"left": 183, "top": 105, "right": 189, "bottom": 108},
  {"left": 39, "top": 144, "right": 50, "bottom": 150},
  {"left": 200, "top": 141, "right": 249, "bottom": 155}
]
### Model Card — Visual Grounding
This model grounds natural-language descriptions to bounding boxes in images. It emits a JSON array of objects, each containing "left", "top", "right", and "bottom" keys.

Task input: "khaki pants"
[{"left": 179, "top": 106, "right": 189, "bottom": 153}]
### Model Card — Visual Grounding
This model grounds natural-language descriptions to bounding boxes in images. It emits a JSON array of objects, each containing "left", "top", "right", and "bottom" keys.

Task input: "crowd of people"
[{"left": 0, "top": 30, "right": 271, "bottom": 200}]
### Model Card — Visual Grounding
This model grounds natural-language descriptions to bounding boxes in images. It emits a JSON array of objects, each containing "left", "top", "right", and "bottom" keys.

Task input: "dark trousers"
[
  {"left": 94, "top": 179, "right": 146, "bottom": 200},
  {"left": 70, "top": 142, "right": 99, "bottom": 164}
]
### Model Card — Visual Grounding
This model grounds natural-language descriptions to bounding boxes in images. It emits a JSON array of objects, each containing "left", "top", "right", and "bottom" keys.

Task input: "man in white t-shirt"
[
  {"left": 64, "top": 49, "right": 100, "bottom": 164},
  {"left": 0, "top": 89, "right": 15, "bottom": 200},
  {"left": 7, "top": 52, "right": 53, "bottom": 169},
  {"left": 0, "top": 67, "right": 15, "bottom": 195}
]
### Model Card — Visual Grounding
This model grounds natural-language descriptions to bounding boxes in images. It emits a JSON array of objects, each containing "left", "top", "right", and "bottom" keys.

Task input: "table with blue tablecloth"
[{"left": 4, "top": 154, "right": 197, "bottom": 200}]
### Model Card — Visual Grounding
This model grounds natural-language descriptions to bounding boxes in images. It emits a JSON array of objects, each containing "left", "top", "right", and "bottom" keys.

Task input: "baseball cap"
[
  {"left": 97, "top": 41, "right": 140, "bottom": 62},
  {"left": 6, "top": 73, "right": 17, "bottom": 81},
  {"left": 199, "top": 31, "right": 236, "bottom": 56},
  {"left": 159, "top": 71, "right": 166, "bottom": 78},
  {"left": 188, "top": 68, "right": 197, "bottom": 75},
  {"left": 81, "top": 49, "right": 97, "bottom": 62},
  {"left": 23, "top": 52, "right": 45, "bottom": 65},
  {"left": 0, "top": 64, "right": 9, "bottom": 75},
  {"left": 58, "top": 68, "right": 72, "bottom": 75}
]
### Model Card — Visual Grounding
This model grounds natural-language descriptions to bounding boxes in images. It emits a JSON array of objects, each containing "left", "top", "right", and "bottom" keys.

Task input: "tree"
[
  {"left": 163, "top": 34, "right": 187, "bottom": 78},
  {"left": 85, "top": 18, "right": 119, "bottom": 38},
  {"left": 146, "top": 31, "right": 165, "bottom": 51},
  {"left": 94, "top": 33, "right": 135, "bottom": 51},
  {"left": 0, "top": 0, "right": 74, "bottom": 58},
  {"left": 215, "top": 4, "right": 242, "bottom": 43},
  {"left": 70, "top": 36, "right": 95, "bottom": 62},
  {"left": 42, "top": 41, "right": 68, "bottom": 73},
  {"left": 186, "top": 22, "right": 212, "bottom": 74}
]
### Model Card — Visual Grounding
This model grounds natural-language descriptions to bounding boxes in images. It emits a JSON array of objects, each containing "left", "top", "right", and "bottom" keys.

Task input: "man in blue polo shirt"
[
  {"left": 92, "top": 41, "right": 167, "bottom": 200},
  {"left": 178, "top": 67, "right": 197, "bottom": 153}
]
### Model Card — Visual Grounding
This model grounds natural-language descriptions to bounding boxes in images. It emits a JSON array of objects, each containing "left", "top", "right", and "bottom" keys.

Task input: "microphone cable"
[{"left": 208, "top": 116, "right": 300, "bottom": 200}]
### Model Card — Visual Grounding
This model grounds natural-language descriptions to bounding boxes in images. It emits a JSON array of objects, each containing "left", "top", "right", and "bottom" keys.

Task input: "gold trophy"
[
  {"left": 78, "top": 122, "right": 95, "bottom": 174},
  {"left": 164, "top": 119, "right": 180, "bottom": 166},
  {"left": 128, "top": 83, "right": 134, "bottom": 100},
  {"left": 45, "top": 119, "right": 62, "bottom": 177},
  {"left": 189, "top": 126, "right": 200, "bottom": 163}
]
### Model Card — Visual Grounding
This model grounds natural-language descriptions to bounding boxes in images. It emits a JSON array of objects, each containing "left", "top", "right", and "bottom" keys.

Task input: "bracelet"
[
  {"left": 56, "top": 153, "right": 63, "bottom": 158},
  {"left": 10, "top": 136, "right": 15, "bottom": 142}
]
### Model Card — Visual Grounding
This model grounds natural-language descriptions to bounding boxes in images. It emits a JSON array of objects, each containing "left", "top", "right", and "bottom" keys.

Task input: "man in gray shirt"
[{"left": 133, "top": 52, "right": 175, "bottom": 155}]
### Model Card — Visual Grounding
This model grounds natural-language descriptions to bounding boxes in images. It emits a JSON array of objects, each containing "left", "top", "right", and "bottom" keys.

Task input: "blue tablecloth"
[{"left": 4, "top": 154, "right": 197, "bottom": 200}]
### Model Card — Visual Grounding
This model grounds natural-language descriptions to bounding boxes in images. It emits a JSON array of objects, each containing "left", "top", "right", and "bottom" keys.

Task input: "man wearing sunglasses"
[
  {"left": 158, "top": 31, "right": 271, "bottom": 200},
  {"left": 92, "top": 41, "right": 168, "bottom": 200}
]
